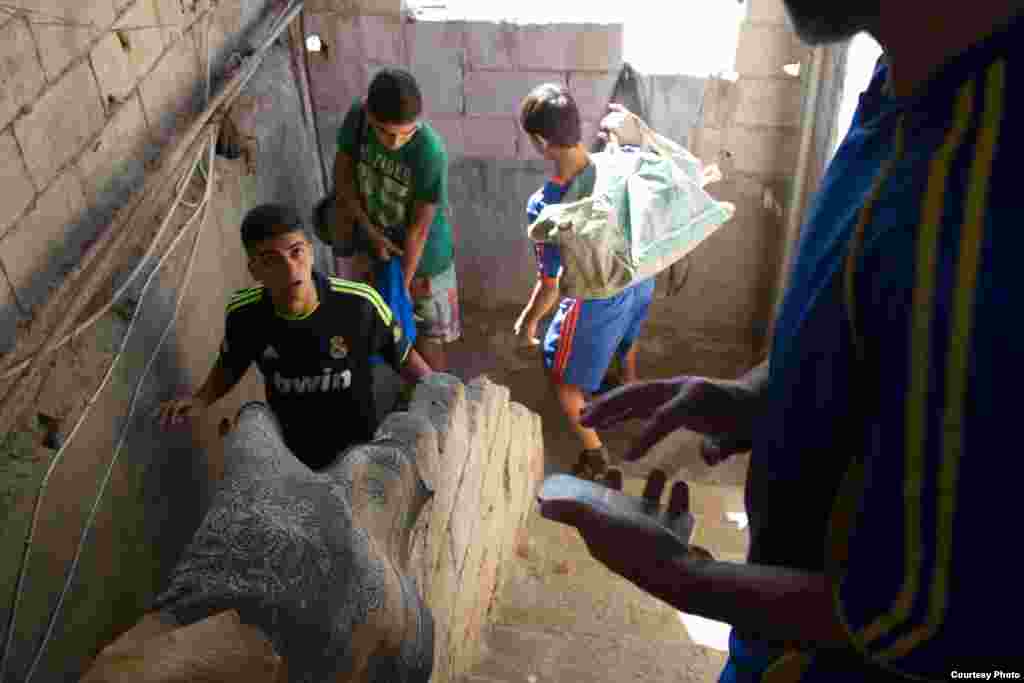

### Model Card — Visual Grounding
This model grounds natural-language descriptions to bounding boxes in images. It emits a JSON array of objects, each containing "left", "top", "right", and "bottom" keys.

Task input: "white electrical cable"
[
  {"left": 23, "top": 137, "right": 216, "bottom": 683},
  {"left": 0, "top": 0, "right": 304, "bottom": 384},
  {"left": 0, "top": 137, "right": 210, "bottom": 680},
  {"left": 0, "top": 149, "right": 204, "bottom": 382},
  {"left": 0, "top": 3, "right": 306, "bottom": 674}
]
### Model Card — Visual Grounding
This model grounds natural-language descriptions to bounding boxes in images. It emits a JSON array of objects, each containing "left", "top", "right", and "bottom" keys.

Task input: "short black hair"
[
  {"left": 366, "top": 68, "right": 423, "bottom": 125},
  {"left": 240, "top": 203, "right": 308, "bottom": 251},
  {"left": 520, "top": 83, "right": 582, "bottom": 148}
]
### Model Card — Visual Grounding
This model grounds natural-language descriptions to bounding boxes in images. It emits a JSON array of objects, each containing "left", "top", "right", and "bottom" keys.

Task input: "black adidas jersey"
[{"left": 220, "top": 271, "right": 411, "bottom": 469}]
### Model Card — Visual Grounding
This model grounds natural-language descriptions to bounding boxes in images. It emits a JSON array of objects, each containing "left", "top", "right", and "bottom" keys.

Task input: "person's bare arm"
[
  {"left": 158, "top": 357, "right": 244, "bottom": 428},
  {"left": 195, "top": 357, "right": 243, "bottom": 407},
  {"left": 402, "top": 202, "right": 436, "bottom": 291},
  {"left": 399, "top": 347, "right": 432, "bottom": 384},
  {"left": 514, "top": 277, "right": 560, "bottom": 345},
  {"left": 622, "top": 554, "right": 846, "bottom": 649},
  {"left": 331, "top": 149, "right": 364, "bottom": 247},
  {"left": 540, "top": 469, "right": 848, "bottom": 650}
]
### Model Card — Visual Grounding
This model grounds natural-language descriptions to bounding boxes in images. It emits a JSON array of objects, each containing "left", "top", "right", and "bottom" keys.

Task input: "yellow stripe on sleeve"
[
  {"left": 875, "top": 60, "right": 1003, "bottom": 663},
  {"left": 856, "top": 76, "right": 977, "bottom": 651}
]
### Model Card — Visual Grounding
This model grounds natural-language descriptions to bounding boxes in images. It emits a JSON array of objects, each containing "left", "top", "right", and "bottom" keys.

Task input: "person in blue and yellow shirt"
[{"left": 542, "top": 0, "right": 1024, "bottom": 680}]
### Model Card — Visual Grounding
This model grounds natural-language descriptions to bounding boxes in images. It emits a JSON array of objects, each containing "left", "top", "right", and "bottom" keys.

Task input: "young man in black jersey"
[{"left": 157, "top": 203, "right": 432, "bottom": 470}]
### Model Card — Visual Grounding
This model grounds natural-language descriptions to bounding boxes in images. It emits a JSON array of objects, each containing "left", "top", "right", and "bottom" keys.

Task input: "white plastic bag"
[{"left": 528, "top": 115, "right": 734, "bottom": 300}]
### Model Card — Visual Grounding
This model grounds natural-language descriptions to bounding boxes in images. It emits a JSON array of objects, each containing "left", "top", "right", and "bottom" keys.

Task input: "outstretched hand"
[
  {"left": 538, "top": 469, "right": 712, "bottom": 578},
  {"left": 580, "top": 377, "right": 753, "bottom": 463},
  {"left": 156, "top": 396, "right": 207, "bottom": 430},
  {"left": 366, "top": 226, "right": 404, "bottom": 261}
]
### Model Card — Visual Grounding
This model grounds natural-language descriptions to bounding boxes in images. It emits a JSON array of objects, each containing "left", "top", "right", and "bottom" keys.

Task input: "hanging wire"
[{"left": 0, "top": 3, "right": 179, "bottom": 32}]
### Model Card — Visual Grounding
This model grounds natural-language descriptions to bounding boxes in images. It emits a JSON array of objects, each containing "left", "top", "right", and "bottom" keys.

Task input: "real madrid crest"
[{"left": 329, "top": 335, "right": 348, "bottom": 359}]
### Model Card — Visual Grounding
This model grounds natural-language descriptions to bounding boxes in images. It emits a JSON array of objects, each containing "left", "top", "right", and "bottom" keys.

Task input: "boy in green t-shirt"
[{"left": 327, "top": 68, "right": 460, "bottom": 372}]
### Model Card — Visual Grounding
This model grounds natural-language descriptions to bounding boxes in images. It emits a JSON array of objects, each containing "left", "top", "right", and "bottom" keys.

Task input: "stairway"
[{"left": 462, "top": 478, "right": 749, "bottom": 683}]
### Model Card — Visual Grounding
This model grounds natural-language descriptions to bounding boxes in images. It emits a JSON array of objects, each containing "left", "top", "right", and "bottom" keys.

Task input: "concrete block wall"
[
  {"left": 0, "top": 2, "right": 331, "bottom": 680},
  {"left": 0, "top": 0, "right": 248, "bottom": 353},
  {"left": 691, "top": 0, "right": 808, "bottom": 178},
  {"left": 379, "top": 373, "right": 544, "bottom": 683},
  {"left": 677, "top": 0, "right": 808, "bottom": 351},
  {"left": 304, "top": 15, "right": 624, "bottom": 165}
]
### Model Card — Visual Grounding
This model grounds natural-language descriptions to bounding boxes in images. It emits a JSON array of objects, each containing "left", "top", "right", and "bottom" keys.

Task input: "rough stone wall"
[{"left": 376, "top": 373, "right": 544, "bottom": 683}]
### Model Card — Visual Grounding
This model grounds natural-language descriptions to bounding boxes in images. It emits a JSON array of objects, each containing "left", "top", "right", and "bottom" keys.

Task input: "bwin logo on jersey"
[{"left": 273, "top": 369, "right": 352, "bottom": 394}]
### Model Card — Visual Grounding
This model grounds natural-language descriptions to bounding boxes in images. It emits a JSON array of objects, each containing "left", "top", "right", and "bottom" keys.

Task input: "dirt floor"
[{"left": 446, "top": 301, "right": 751, "bottom": 488}]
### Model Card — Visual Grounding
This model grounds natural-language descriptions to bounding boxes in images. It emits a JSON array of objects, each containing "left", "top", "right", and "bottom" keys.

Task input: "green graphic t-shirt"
[{"left": 337, "top": 98, "right": 453, "bottom": 278}]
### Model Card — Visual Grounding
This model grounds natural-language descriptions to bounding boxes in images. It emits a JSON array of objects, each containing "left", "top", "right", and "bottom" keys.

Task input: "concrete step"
[{"left": 466, "top": 623, "right": 727, "bottom": 683}]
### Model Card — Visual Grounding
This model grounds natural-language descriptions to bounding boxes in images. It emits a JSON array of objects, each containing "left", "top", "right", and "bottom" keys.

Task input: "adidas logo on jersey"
[
  {"left": 263, "top": 345, "right": 280, "bottom": 360},
  {"left": 273, "top": 369, "right": 352, "bottom": 394}
]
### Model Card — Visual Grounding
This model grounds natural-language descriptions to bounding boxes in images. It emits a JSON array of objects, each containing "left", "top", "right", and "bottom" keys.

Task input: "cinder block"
[
  {"left": 76, "top": 93, "right": 152, "bottom": 211},
  {"left": 22, "top": 0, "right": 117, "bottom": 81},
  {"left": 91, "top": 0, "right": 167, "bottom": 105},
  {"left": 309, "top": 57, "right": 368, "bottom": 113},
  {"left": 14, "top": 60, "right": 105, "bottom": 189},
  {"left": 567, "top": 71, "right": 616, "bottom": 125},
  {"left": 138, "top": 32, "right": 202, "bottom": 144},
  {"left": 464, "top": 70, "right": 564, "bottom": 117},
  {"left": 0, "top": 171, "right": 88, "bottom": 313},
  {"left": 463, "top": 116, "right": 518, "bottom": 160},
  {"left": 733, "top": 76, "right": 803, "bottom": 127},
  {"left": 725, "top": 124, "right": 801, "bottom": 176},
  {"left": 517, "top": 23, "right": 623, "bottom": 72},
  {"left": 153, "top": 0, "right": 187, "bottom": 45},
  {"left": 428, "top": 116, "right": 466, "bottom": 159},
  {"left": 0, "top": 131, "right": 36, "bottom": 237},
  {"left": 570, "top": 23, "right": 624, "bottom": 72},
  {"left": 0, "top": 17, "right": 46, "bottom": 131},
  {"left": 690, "top": 125, "right": 725, "bottom": 165},
  {"left": 359, "top": 14, "right": 405, "bottom": 64},
  {"left": 747, "top": 0, "right": 791, "bottom": 25},
  {"left": 405, "top": 20, "right": 465, "bottom": 115},
  {"left": 91, "top": 34, "right": 136, "bottom": 104},
  {"left": 153, "top": 0, "right": 210, "bottom": 46},
  {"left": 515, "top": 23, "right": 577, "bottom": 71},
  {"left": 735, "top": 23, "right": 807, "bottom": 77},
  {"left": 306, "top": 12, "right": 361, "bottom": 61},
  {"left": 306, "top": 13, "right": 367, "bottom": 112},
  {"left": 357, "top": 0, "right": 403, "bottom": 16},
  {"left": 305, "top": 0, "right": 402, "bottom": 16},
  {"left": 700, "top": 76, "right": 741, "bottom": 129},
  {"left": 464, "top": 21, "right": 518, "bottom": 71}
]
